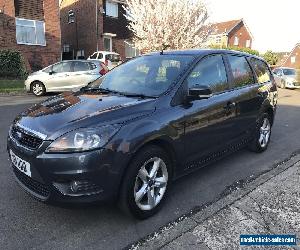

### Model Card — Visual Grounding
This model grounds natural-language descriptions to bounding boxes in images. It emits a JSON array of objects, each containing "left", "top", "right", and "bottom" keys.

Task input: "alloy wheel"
[
  {"left": 32, "top": 83, "right": 43, "bottom": 96},
  {"left": 259, "top": 118, "right": 271, "bottom": 148},
  {"left": 134, "top": 157, "right": 168, "bottom": 211}
]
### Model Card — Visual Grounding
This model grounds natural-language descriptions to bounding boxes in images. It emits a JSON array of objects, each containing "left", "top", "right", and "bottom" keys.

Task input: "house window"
[
  {"left": 234, "top": 36, "right": 239, "bottom": 46},
  {"left": 291, "top": 56, "right": 296, "bottom": 64},
  {"left": 63, "top": 44, "right": 70, "bottom": 52},
  {"left": 16, "top": 18, "right": 46, "bottom": 46},
  {"left": 68, "top": 10, "right": 75, "bottom": 23},
  {"left": 104, "top": 36, "right": 112, "bottom": 51},
  {"left": 125, "top": 41, "right": 140, "bottom": 59},
  {"left": 215, "top": 36, "right": 221, "bottom": 44},
  {"left": 246, "top": 39, "right": 251, "bottom": 48},
  {"left": 106, "top": 1, "right": 118, "bottom": 18}
]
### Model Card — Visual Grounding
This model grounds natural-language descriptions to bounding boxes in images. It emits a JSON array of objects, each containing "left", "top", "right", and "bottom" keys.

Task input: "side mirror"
[
  {"left": 188, "top": 85, "right": 212, "bottom": 101},
  {"left": 49, "top": 71, "right": 55, "bottom": 75}
]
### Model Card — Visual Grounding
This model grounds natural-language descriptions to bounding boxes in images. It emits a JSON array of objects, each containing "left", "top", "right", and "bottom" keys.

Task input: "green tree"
[
  {"left": 263, "top": 51, "right": 279, "bottom": 66},
  {"left": 209, "top": 45, "right": 259, "bottom": 56}
]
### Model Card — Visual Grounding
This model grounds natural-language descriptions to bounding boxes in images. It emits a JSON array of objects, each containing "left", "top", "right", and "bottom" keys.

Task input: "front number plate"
[{"left": 10, "top": 150, "right": 31, "bottom": 177}]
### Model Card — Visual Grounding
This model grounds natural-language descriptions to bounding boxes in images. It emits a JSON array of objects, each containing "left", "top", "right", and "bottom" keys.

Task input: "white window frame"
[
  {"left": 103, "top": 36, "right": 112, "bottom": 52},
  {"left": 291, "top": 56, "right": 296, "bottom": 64},
  {"left": 15, "top": 17, "right": 46, "bottom": 46},
  {"left": 124, "top": 40, "right": 140, "bottom": 58},
  {"left": 233, "top": 36, "right": 239, "bottom": 46},
  {"left": 68, "top": 10, "right": 75, "bottom": 23},
  {"left": 106, "top": 1, "right": 118, "bottom": 18},
  {"left": 246, "top": 39, "right": 251, "bottom": 48}
]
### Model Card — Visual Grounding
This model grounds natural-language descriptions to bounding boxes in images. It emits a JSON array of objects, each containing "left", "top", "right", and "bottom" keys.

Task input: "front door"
[
  {"left": 182, "top": 54, "right": 240, "bottom": 171},
  {"left": 46, "top": 62, "right": 73, "bottom": 91}
]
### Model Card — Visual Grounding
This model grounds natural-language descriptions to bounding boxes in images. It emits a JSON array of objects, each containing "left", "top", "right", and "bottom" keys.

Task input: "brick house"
[
  {"left": 207, "top": 19, "right": 253, "bottom": 49},
  {"left": 60, "top": 0, "right": 136, "bottom": 60},
  {"left": 0, "top": 0, "right": 61, "bottom": 72},
  {"left": 281, "top": 43, "right": 300, "bottom": 69}
]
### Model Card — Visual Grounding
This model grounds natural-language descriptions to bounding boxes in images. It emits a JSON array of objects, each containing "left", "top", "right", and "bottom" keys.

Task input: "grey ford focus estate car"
[{"left": 7, "top": 49, "right": 277, "bottom": 219}]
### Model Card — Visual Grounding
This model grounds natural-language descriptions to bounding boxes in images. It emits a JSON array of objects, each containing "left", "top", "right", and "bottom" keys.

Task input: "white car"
[
  {"left": 87, "top": 51, "right": 122, "bottom": 70},
  {"left": 25, "top": 60, "right": 108, "bottom": 96},
  {"left": 273, "top": 67, "right": 300, "bottom": 89}
]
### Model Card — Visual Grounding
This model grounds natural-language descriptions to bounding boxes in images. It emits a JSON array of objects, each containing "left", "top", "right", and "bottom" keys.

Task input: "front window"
[
  {"left": 125, "top": 41, "right": 140, "bottom": 59},
  {"left": 291, "top": 56, "right": 296, "bottom": 64},
  {"left": 68, "top": 10, "right": 75, "bottom": 23},
  {"left": 16, "top": 18, "right": 46, "bottom": 46},
  {"left": 234, "top": 36, "right": 239, "bottom": 46},
  {"left": 104, "top": 37, "right": 112, "bottom": 51},
  {"left": 87, "top": 55, "right": 194, "bottom": 96},
  {"left": 283, "top": 68, "right": 296, "bottom": 75},
  {"left": 187, "top": 55, "right": 228, "bottom": 93},
  {"left": 106, "top": 1, "right": 118, "bottom": 18}
]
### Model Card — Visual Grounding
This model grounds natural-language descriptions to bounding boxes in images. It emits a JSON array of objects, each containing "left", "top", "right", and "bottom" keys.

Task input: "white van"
[{"left": 87, "top": 51, "right": 122, "bottom": 70}]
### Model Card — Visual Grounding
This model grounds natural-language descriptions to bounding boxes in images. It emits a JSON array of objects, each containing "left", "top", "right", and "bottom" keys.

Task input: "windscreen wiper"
[{"left": 118, "top": 92, "right": 157, "bottom": 99}]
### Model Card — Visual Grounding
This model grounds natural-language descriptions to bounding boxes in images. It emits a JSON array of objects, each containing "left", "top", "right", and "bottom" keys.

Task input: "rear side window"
[
  {"left": 73, "top": 61, "right": 90, "bottom": 72},
  {"left": 105, "top": 54, "right": 121, "bottom": 62},
  {"left": 187, "top": 54, "right": 228, "bottom": 93},
  {"left": 227, "top": 55, "right": 254, "bottom": 88},
  {"left": 250, "top": 58, "right": 271, "bottom": 83}
]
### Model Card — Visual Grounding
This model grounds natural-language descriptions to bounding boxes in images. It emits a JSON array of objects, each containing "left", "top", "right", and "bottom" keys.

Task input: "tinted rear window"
[
  {"left": 228, "top": 55, "right": 254, "bottom": 88},
  {"left": 250, "top": 58, "right": 271, "bottom": 83}
]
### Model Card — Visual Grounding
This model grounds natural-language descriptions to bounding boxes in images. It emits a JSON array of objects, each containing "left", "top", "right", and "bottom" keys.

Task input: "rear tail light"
[{"left": 99, "top": 62, "right": 108, "bottom": 75}]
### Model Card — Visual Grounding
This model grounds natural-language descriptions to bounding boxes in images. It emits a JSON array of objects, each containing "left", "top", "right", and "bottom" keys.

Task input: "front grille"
[
  {"left": 11, "top": 126, "right": 43, "bottom": 150},
  {"left": 13, "top": 168, "right": 50, "bottom": 199}
]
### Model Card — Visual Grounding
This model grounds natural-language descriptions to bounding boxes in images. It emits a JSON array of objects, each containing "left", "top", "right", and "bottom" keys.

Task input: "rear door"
[
  {"left": 64, "top": 61, "right": 99, "bottom": 90},
  {"left": 182, "top": 54, "right": 241, "bottom": 170},
  {"left": 225, "top": 54, "right": 268, "bottom": 138}
]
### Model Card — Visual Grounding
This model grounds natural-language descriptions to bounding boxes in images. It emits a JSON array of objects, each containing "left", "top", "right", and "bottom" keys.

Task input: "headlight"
[{"left": 46, "top": 125, "right": 120, "bottom": 153}]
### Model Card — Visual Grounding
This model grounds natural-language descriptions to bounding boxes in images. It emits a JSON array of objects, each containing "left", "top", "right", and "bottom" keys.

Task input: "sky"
[{"left": 206, "top": 0, "right": 299, "bottom": 53}]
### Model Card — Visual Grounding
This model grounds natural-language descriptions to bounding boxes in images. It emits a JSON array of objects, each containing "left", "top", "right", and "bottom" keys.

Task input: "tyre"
[
  {"left": 118, "top": 145, "right": 172, "bottom": 219},
  {"left": 248, "top": 113, "right": 272, "bottom": 153},
  {"left": 31, "top": 81, "right": 46, "bottom": 96}
]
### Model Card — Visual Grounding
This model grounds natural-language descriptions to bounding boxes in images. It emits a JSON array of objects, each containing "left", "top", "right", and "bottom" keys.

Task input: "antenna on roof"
[{"left": 160, "top": 44, "right": 170, "bottom": 55}]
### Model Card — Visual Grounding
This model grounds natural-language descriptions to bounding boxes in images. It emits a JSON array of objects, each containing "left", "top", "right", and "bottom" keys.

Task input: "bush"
[
  {"left": 209, "top": 45, "right": 260, "bottom": 56},
  {"left": 0, "top": 50, "right": 28, "bottom": 79}
]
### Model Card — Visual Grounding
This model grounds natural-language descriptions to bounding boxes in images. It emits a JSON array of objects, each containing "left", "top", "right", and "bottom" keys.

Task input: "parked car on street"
[
  {"left": 273, "top": 67, "right": 300, "bottom": 89},
  {"left": 25, "top": 60, "right": 108, "bottom": 96},
  {"left": 87, "top": 51, "right": 122, "bottom": 70},
  {"left": 8, "top": 49, "right": 277, "bottom": 219}
]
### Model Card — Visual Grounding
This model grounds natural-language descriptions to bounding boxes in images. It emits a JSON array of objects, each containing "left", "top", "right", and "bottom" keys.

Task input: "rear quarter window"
[
  {"left": 250, "top": 58, "right": 271, "bottom": 83},
  {"left": 105, "top": 54, "right": 121, "bottom": 62},
  {"left": 227, "top": 55, "right": 254, "bottom": 88}
]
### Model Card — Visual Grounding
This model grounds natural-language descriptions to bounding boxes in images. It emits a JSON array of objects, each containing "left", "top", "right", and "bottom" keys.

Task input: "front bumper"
[{"left": 7, "top": 136, "right": 130, "bottom": 204}]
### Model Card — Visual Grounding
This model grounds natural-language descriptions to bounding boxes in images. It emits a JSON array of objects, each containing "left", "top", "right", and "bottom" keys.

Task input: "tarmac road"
[{"left": 0, "top": 89, "right": 299, "bottom": 249}]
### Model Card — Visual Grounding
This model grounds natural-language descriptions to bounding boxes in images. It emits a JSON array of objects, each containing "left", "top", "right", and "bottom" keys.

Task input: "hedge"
[
  {"left": 0, "top": 50, "right": 28, "bottom": 79},
  {"left": 209, "top": 45, "right": 260, "bottom": 56}
]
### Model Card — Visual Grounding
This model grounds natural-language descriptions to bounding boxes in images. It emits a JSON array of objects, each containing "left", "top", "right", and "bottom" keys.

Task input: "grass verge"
[{"left": 0, "top": 79, "right": 25, "bottom": 94}]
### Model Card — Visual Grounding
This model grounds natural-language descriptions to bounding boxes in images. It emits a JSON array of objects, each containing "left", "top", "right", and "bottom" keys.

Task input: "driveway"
[{"left": 0, "top": 89, "right": 300, "bottom": 249}]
